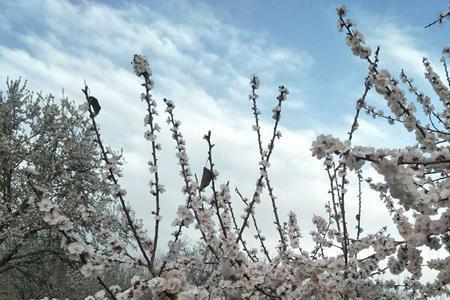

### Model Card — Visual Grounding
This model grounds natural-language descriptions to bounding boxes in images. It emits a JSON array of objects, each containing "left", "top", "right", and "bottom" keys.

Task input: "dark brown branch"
[{"left": 82, "top": 85, "right": 155, "bottom": 276}]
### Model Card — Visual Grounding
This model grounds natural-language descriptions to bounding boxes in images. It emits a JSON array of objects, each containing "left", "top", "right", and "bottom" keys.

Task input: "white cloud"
[
  {"left": 0, "top": 0, "right": 401, "bottom": 256},
  {"left": 359, "top": 11, "right": 447, "bottom": 88},
  {"left": 369, "top": 24, "right": 428, "bottom": 76}
]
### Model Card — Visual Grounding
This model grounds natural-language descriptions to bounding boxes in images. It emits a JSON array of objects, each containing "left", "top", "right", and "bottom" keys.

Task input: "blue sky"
[
  {"left": 2, "top": 0, "right": 449, "bottom": 132},
  {"left": 1, "top": 0, "right": 449, "bottom": 270}
]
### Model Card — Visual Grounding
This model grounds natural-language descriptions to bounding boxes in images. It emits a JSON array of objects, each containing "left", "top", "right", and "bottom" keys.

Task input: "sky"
[{"left": 1, "top": 0, "right": 450, "bottom": 281}]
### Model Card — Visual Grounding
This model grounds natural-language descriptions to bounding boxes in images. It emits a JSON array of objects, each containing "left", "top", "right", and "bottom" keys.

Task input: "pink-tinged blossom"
[
  {"left": 132, "top": 54, "right": 151, "bottom": 77},
  {"left": 250, "top": 74, "right": 260, "bottom": 89},
  {"left": 36, "top": 199, "right": 54, "bottom": 212}
]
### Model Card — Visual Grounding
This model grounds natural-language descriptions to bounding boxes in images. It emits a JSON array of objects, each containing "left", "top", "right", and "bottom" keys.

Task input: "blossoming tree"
[
  {"left": 0, "top": 80, "right": 124, "bottom": 298},
  {"left": 11, "top": 4, "right": 450, "bottom": 300}
]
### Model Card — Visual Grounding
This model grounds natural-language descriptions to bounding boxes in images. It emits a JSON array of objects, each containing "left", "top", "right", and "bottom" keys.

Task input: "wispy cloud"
[
  {"left": 0, "top": 0, "right": 408, "bottom": 254},
  {"left": 0, "top": 0, "right": 323, "bottom": 251}
]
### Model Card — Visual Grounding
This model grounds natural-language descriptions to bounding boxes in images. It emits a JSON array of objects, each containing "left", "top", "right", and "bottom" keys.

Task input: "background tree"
[{"left": 0, "top": 79, "right": 123, "bottom": 299}]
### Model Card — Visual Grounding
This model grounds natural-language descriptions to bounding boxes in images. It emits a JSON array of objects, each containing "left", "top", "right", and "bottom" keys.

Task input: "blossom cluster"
[{"left": 307, "top": 5, "right": 450, "bottom": 298}]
